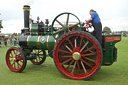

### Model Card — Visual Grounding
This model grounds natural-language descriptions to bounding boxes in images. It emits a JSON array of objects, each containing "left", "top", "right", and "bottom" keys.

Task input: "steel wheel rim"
[
  {"left": 6, "top": 48, "right": 24, "bottom": 72},
  {"left": 54, "top": 31, "right": 102, "bottom": 80}
]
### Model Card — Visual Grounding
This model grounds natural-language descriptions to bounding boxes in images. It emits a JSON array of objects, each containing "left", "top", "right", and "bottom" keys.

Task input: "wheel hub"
[
  {"left": 12, "top": 58, "right": 16, "bottom": 62},
  {"left": 73, "top": 52, "right": 81, "bottom": 60}
]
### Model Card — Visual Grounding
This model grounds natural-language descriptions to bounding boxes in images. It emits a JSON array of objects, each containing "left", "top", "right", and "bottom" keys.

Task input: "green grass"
[{"left": 0, "top": 37, "right": 128, "bottom": 85}]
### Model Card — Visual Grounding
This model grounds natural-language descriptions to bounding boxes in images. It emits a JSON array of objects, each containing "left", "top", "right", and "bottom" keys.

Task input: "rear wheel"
[
  {"left": 53, "top": 31, "right": 102, "bottom": 80},
  {"left": 6, "top": 47, "right": 27, "bottom": 72},
  {"left": 30, "top": 49, "right": 46, "bottom": 65}
]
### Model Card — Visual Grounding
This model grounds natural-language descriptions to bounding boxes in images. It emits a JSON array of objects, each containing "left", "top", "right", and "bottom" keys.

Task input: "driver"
[{"left": 86, "top": 9, "right": 102, "bottom": 45}]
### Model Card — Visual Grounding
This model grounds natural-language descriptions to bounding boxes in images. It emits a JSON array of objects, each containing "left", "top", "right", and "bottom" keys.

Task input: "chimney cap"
[{"left": 23, "top": 5, "right": 30, "bottom": 8}]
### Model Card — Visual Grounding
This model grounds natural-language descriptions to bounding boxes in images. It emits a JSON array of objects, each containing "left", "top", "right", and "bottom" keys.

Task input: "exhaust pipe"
[{"left": 22, "top": 5, "right": 31, "bottom": 33}]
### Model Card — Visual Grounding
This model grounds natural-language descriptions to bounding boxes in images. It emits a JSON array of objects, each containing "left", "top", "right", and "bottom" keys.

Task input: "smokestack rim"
[{"left": 23, "top": 5, "right": 31, "bottom": 11}]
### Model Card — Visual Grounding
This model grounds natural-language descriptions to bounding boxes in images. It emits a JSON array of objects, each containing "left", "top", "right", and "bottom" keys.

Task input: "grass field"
[{"left": 0, "top": 37, "right": 128, "bottom": 85}]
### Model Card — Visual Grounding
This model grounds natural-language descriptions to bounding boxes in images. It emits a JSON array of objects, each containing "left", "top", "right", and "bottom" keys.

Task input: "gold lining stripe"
[
  {"left": 27, "top": 35, "right": 31, "bottom": 48},
  {"left": 23, "top": 7, "right": 31, "bottom": 11},
  {"left": 47, "top": 35, "right": 50, "bottom": 50},
  {"left": 37, "top": 36, "right": 41, "bottom": 49}
]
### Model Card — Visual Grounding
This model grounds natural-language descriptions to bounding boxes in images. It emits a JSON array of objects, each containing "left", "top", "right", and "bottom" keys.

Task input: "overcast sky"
[{"left": 0, "top": 0, "right": 128, "bottom": 33}]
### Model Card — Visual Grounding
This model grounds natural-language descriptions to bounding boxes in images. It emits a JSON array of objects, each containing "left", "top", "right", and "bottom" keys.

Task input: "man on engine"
[{"left": 86, "top": 9, "right": 102, "bottom": 45}]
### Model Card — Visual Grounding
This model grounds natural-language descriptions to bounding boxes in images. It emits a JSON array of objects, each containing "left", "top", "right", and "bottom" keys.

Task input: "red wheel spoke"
[
  {"left": 80, "top": 41, "right": 89, "bottom": 52},
  {"left": 64, "top": 43, "right": 72, "bottom": 53},
  {"left": 82, "top": 45, "right": 95, "bottom": 53},
  {"left": 66, "top": 59, "right": 74, "bottom": 69},
  {"left": 74, "top": 37, "right": 77, "bottom": 47},
  {"left": 10, "top": 52, "right": 13, "bottom": 58},
  {"left": 17, "top": 62, "right": 21, "bottom": 68},
  {"left": 18, "top": 62, "right": 22, "bottom": 66},
  {"left": 76, "top": 61, "right": 81, "bottom": 73},
  {"left": 61, "top": 58, "right": 72, "bottom": 65},
  {"left": 66, "top": 14, "right": 69, "bottom": 26},
  {"left": 80, "top": 61, "right": 87, "bottom": 73},
  {"left": 10, "top": 56, "right": 13, "bottom": 58},
  {"left": 10, "top": 60, "right": 13, "bottom": 62},
  {"left": 13, "top": 50, "right": 16, "bottom": 55},
  {"left": 56, "top": 19, "right": 64, "bottom": 27},
  {"left": 68, "top": 23, "right": 79, "bottom": 29},
  {"left": 80, "top": 58, "right": 93, "bottom": 68},
  {"left": 59, "top": 49, "right": 72, "bottom": 54},
  {"left": 19, "top": 60, "right": 23, "bottom": 63},
  {"left": 15, "top": 51, "right": 18, "bottom": 55},
  {"left": 14, "top": 63, "right": 16, "bottom": 68},
  {"left": 61, "top": 55, "right": 72, "bottom": 58},
  {"left": 81, "top": 52, "right": 97, "bottom": 57},
  {"left": 16, "top": 63, "right": 19, "bottom": 69},
  {"left": 11, "top": 63, "right": 14, "bottom": 66},
  {"left": 67, "top": 38, "right": 74, "bottom": 48},
  {"left": 83, "top": 57, "right": 96, "bottom": 63},
  {"left": 71, "top": 61, "right": 76, "bottom": 74},
  {"left": 79, "top": 37, "right": 83, "bottom": 48}
]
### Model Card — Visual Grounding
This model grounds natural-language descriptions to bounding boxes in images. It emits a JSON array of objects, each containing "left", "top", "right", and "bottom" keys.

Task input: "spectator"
[
  {"left": 10, "top": 37, "right": 13, "bottom": 46},
  {"left": 4, "top": 37, "right": 8, "bottom": 46},
  {"left": 14, "top": 37, "right": 17, "bottom": 46}
]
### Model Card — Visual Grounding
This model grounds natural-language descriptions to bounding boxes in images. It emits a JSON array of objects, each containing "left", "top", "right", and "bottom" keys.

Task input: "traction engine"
[{"left": 6, "top": 5, "right": 121, "bottom": 80}]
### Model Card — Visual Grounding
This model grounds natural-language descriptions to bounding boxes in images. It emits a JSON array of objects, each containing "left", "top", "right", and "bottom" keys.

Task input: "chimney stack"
[{"left": 22, "top": 5, "right": 31, "bottom": 33}]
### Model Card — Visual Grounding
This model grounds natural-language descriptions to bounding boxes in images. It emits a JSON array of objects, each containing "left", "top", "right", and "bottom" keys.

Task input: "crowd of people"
[{"left": 0, "top": 35, "right": 19, "bottom": 47}]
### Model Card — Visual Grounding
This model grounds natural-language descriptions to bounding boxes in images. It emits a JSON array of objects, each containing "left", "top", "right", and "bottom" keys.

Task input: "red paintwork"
[
  {"left": 72, "top": 47, "right": 80, "bottom": 53},
  {"left": 54, "top": 32, "right": 102, "bottom": 80},
  {"left": 106, "top": 37, "right": 121, "bottom": 42},
  {"left": 6, "top": 48, "right": 24, "bottom": 72}
]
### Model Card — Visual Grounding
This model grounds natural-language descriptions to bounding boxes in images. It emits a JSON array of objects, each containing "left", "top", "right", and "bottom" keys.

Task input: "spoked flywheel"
[
  {"left": 53, "top": 31, "right": 102, "bottom": 80},
  {"left": 6, "top": 47, "right": 27, "bottom": 72},
  {"left": 30, "top": 49, "right": 46, "bottom": 65},
  {"left": 51, "top": 12, "right": 82, "bottom": 40}
]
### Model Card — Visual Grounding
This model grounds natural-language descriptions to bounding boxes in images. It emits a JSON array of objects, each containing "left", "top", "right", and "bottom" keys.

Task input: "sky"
[{"left": 0, "top": 0, "right": 128, "bottom": 33}]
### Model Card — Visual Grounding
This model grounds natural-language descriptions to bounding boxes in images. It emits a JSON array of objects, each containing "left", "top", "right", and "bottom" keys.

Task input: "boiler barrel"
[{"left": 19, "top": 35, "right": 56, "bottom": 50}]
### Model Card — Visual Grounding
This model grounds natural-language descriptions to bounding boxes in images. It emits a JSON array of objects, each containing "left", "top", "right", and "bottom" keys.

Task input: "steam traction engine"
[{"left": 6, "top": 5, "right": 121, "bottom": 80}]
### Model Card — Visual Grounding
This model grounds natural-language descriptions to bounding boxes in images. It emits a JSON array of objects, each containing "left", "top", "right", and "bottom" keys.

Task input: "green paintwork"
[
  {"left": 51, "top": 12, "right": 82, "bottom": 40},
  {"left": 22, "top": 49, "right": 31, "bottom": 56},
  {"left": 28, "top": 35, "right": 55, "bottom": 51},
  {"left": 102, "top": 35, "right": 121, "bottom": 65},
  {"left": 31, "top": 24, "right": 38, "bottom": 34},
  {"left": 28, "top": 36, "right": 38, "bottom": 48}
]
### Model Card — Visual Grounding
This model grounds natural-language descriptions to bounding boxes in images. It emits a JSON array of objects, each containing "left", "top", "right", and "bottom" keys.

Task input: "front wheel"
[
  {"left": 53, "top": 31, "right": 102, "bottom": 80},
  {"left": 6, "top": 47, "right": 27, "bottom": 72}
]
